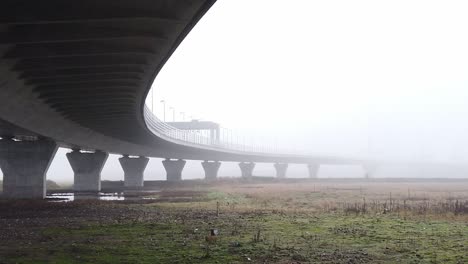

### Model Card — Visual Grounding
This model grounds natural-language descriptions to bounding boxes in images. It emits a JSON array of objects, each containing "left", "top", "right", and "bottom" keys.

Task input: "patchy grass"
[{"left": 1, "top": 180, "right": 468, "bottom": 263}]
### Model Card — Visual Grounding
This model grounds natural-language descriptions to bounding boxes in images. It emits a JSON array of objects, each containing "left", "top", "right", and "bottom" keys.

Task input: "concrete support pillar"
[
  {"left": 162, "top": 159, "right": 186, "bottom": 181},
  {"left": 202, "top": 161, "right": 221, "bottom": 180},
  {"left": 274, "top": 163, "right": 288, "bottom": 178},
  {"left": 363, "top": 164, "right": 377, "bottom": 179},
  {"left": 67, "top": 150, "right": 108, "bottom": 192},
  {"left": 0, "top": 138, "right": 58, "bottom": 199},
  {"left": 119, "top": 156, "right": 149, "bottom": 188},
  {"left": 239, "top": 162, "right": 255, "bottom": 179},
  {"left": 307, "top": 164, "right": 320, "bottom": 178}
]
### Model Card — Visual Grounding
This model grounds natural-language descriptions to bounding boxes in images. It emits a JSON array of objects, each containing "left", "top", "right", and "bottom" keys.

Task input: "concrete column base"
[
  {"left": 119, "top": 156, "right": 149, "bottom": 188},
  {"left": 0, "top": 138, "right": 58, "bottom": 199},
  {"left": 162, "top": 159, "right": 186, "bottom": 181},
  {"left": 274, "top": 163, "right": 288, "bottom": 178},
  {"left": 239, "top": 162, "right": 255, "bottom": 179},
  {"left": 202, "top": 161, "right": 221, "bottom": 180},
  {"left": 307, "top": 164, "right": 320, "bottom": 178},
  {"left": 363, "top": 164, "right": 377, "bottom": 179},
  {"left": 67, "top": 150, "right": 108, "bottom": 192}
]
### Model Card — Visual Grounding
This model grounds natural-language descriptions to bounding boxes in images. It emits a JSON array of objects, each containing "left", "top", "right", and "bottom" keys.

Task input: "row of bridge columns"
[{"left": 0, "top": 137, "right": 376, "bottom": 199}]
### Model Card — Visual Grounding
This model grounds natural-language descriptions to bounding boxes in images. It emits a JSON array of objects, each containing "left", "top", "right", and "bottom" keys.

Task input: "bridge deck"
[{"left": 0, "top": 0, "right": 356, "bottom": 164}]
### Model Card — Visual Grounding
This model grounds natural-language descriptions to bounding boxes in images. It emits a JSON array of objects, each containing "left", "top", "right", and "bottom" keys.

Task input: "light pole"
[
  {"left": 169, "top": 107, "right": 175, "bottom": 122},
  {"left": 180, "top": 112, "right": 185, "bottom": 121},
  {"left": 160, "top": 100, "right": 166, "bottom": 121}
]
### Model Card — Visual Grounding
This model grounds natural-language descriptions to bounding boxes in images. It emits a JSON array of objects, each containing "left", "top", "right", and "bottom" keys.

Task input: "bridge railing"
[{"left": 144, "top": 106, "right": 292, "bottom": 154}]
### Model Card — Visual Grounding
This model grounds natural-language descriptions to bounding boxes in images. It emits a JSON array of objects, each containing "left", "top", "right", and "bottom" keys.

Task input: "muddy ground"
[{"left": 0, "top": 179, "right": 467, "bottom": 263}]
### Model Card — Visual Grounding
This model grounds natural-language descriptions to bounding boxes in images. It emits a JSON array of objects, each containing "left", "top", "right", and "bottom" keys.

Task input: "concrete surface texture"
[
  {"left": 307, "top": 164, "right": 320, "bottom": 178},
  {"left": 239, "top": 162, "right": 256, "bottom": 178},
  {"left": 274, "top": 163, "right": 289, "bottom": 178},
  {"left": 119, "top": 156, "right": 149, "bottom": 187},
  {"left": 162, "top": 159, "right": 187, "bottom": 181},
  {"left": 201, "top": 161, "right": 221, "bottom": 180},
  {"left": 0, "top": 138, "right": 57, "bottom": 198},
  {"left": 67, "top": 150, "right": 109, "bottom": 192}
]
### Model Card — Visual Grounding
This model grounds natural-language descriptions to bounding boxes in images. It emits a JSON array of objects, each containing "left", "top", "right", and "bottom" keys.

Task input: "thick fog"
[
  {"left": 3, "top": 0, "right": 468, "bottom": 183},
  {"left": 152, "top": 0, "right": 468, "bottom": 162}
]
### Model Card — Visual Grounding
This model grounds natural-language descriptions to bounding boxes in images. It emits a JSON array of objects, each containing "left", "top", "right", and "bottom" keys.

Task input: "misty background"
[{"left": 3, "top": 0, "right": 468, "bottom": 183}]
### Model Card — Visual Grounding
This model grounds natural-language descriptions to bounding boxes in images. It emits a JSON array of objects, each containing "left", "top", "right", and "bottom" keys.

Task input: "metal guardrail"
[
  {"left": 144, "top": 106, "right": 371, "bottom": 162},
  {"left": 144, "top": 106, "right": 292, "bottom": 154}
]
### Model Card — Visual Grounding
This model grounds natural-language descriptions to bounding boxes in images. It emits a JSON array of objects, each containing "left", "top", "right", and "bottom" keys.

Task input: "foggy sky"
[{"left": 151, "top": 0, "right": 468, "bottom": 162}]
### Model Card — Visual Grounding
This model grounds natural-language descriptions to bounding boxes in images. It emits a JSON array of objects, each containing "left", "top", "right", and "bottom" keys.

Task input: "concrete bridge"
[{"left": 0, "top": 0, "right": 367, "bottom": 199}]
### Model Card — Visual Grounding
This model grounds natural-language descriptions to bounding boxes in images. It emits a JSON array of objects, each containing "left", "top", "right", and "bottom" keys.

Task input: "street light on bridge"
[{"left": 169, "top": 107, "right": 176, "bottom": 122}]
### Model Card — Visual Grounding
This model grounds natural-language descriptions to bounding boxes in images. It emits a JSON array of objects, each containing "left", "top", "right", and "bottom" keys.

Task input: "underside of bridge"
[
  {"left": 0, "top": 0, "right": 364, "bottom": 198},
  {"left": 0, "top": 0, "right": 343, "bottom": 164},
  {"left": 0, "top": 0, "right": 215, "bottom": 155}
]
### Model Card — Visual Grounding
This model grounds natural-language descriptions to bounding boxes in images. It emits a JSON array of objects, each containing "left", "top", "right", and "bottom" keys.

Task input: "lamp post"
[
  {"left": 180, "top": 112, "right": 185, "bottom": 121},
  {"left": 169, "top": 107, "right": 175, "bottom": 122},
  {"left": 160, "top": 100, "right": 166, "bottom": 121}
]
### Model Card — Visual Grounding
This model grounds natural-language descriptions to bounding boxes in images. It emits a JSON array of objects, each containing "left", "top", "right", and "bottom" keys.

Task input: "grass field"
[{"left": 0, "top": 179, "right": 467, "bottom": 263}]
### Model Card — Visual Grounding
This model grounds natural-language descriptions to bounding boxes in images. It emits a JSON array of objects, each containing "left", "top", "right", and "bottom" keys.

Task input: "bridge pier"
[
  {"left": 274, "top": 163, "right": 288, "bottom": 178},
  {"left": 0, "top": 137, "right": 57, "bottom": 199},
  {"left": 363, "top": 164, "right": 377, "bottom": 179},
  {"left": 307, "top": 164, "right": 320, "bottom": 178},
  {"left": 119, "top": 156, "right": 149, "bottom": 188},
  {"left": 67, "top": 150, "right": 108, "bottom": 192},
  {"left": 239, "top": 162, "right": 255, "bottom": 179},
  {"left": 202, "top": 161, "right": 221, "bottom": 180},
  {"left": 162, "top": 159, "right": 186, "bottom": 181}
]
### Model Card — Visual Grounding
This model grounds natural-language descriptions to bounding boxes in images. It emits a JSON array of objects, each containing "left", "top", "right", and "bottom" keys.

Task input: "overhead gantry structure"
[{"left": 0, "top": 0, "right": 364, "bottom": 198}]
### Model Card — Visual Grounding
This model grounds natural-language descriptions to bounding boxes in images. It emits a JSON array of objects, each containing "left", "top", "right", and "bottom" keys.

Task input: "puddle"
[{"left": 46, "top": 192, "right": 156, "bottom": 202}]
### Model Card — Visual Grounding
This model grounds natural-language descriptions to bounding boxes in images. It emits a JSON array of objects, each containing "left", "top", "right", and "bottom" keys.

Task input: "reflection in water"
[
  {"left": 47, "top": 192, "right": 127, "bottom": 202},
  {"left": 99, "top": 193, "right": 125, "bottom": 201}
]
